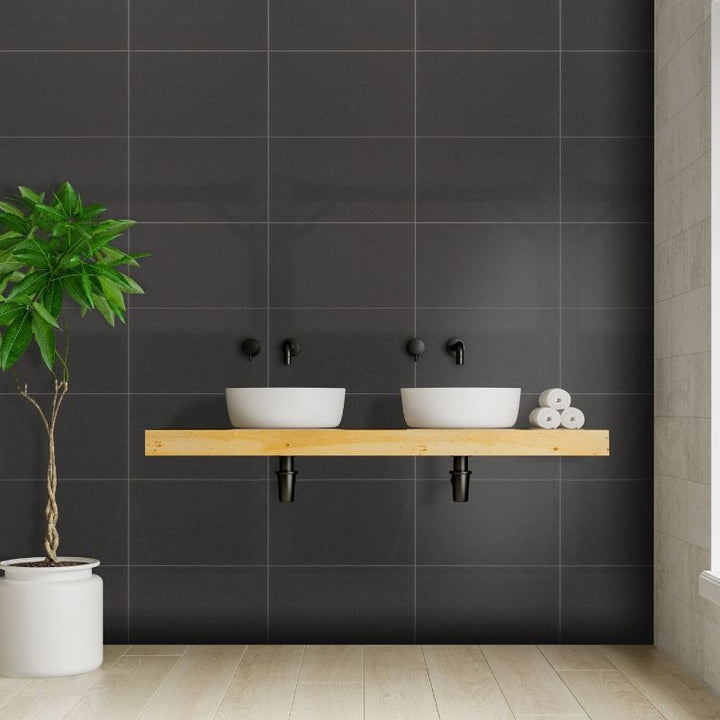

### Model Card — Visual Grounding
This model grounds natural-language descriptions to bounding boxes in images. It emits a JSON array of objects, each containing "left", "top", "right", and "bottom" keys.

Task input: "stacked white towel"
[{"left": 529, "top": 388, "right": 586, "bottom": 429}]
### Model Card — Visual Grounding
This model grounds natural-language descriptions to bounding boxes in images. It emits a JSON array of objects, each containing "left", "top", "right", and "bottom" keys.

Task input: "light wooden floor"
[{"left": 0, "top": 644, "right": 718, "bottom": 720}]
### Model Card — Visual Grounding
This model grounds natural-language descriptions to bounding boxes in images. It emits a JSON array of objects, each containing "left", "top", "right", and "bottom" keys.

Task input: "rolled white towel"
[
  {"left": 529, "top": 407, "right": 562, "bottom": 429},
  {"left": 538, "top": 388, "right": 571, "bottom": 411},
  {"left": 560, "top": 407, "right": 585, "bottom": 429}
]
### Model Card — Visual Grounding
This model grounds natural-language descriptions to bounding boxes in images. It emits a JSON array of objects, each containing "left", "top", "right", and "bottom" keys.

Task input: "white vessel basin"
[
  {"left": 401, "top": 387, "right": 521, "bottom": 428},
  {"left": 226, "top": 387, "right": 346, "bottom": 428}
]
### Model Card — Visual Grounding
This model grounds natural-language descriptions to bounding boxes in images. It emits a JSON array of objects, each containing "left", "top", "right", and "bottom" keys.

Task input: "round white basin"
[
  {"left": 226, "top": 387, "right": 346, "bottom": 428},
  {"left": 401, "top": 387, "right": 521, "bottom": 428}
]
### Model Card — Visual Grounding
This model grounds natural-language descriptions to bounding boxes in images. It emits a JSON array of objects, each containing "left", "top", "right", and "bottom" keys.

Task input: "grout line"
[
  {"left": 0, "top": 134, "right": 656, "bottom": 139},
  {"left": 130, "top": 220, "right": 654, "bottom": 225},
  {"left": 413, "top": 0, "right": 418, "bottom": 645},
  {"left": 0, "top": 48, "right": 654, "bottom": 53},
  {"left": 266, "top": 0, "right": 271, "bottom": 644},
  {"left": 558, "top": 0, "right": 563, "bottom": 645},
  {"left": 126, "top": 0, "right": 132, "bottom": 645}
]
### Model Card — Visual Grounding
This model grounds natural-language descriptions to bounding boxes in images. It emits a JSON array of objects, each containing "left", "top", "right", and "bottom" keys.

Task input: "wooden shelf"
[{"left": 145, "top": 429, "right": 609, "bottom": 457}]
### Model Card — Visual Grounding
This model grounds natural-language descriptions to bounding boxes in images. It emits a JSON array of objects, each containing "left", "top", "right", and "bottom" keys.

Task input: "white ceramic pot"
[{"left": 0, "top": 557, "right": 103, "bottom": 678}]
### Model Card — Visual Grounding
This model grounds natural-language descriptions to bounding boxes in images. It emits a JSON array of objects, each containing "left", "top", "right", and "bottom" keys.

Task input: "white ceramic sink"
[
  {"left": 226, "top": 387, "right": 346, "bottom": 428},
  {"left": 401, "top": 387, "right": 521, "bottom": 428}
]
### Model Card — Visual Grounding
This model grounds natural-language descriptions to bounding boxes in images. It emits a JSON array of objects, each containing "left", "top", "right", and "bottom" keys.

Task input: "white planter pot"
[{"left": 0, "top": 557, "right": 103, "bottom": 678}]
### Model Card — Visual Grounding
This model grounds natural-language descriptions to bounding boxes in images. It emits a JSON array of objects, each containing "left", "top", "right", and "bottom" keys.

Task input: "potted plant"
[{"left": 0, "top": 182, "right": 146, "bottom": 678}]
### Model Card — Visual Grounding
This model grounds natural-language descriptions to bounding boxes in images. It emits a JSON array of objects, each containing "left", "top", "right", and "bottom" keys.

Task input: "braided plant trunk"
[{"left": 17, "top": 377, "right": 68, "bottom": 565}]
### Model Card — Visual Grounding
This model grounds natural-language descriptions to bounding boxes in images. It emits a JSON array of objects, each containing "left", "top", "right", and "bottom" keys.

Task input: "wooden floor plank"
[
  {"left": 539, "top": 646, "right": 615, "bottom": 671},
  {"left": 290, "top": 682, "right": 363, "bottom": 720},
  {"left": 137, "top": 645, "right": 245, "bottom": 720},
  {"left": 598, "top": 645, "right": 686, "bottom": 679},
  {"left": 298, "top": 645, "right": 363, "bottom": 683},
  {"left": 61, "top": 655, "right": 177, "bottom": 720},
  {"left": 560, "top": 670, "right": 666, "bottom": 720},
  {"left": 124, "top": 645, "right": 188, "bottom": 656},
  {"left": 214, "top": 645, "right": 303, "bottom": 720},
  {"left": 0, "top": 679, "right": 29, "bottom": 710},
  {"left": 364, "top": 645, "right": 439, "bottom": 720},
  {"left": 422, "top": 645, "right": 513, "bottom": 720},
  {"left": 0, "top": 645, "right": 129, "bottom": 720},
  {"left": 481, "top": 645, "right": 585, "bottom": 717}
]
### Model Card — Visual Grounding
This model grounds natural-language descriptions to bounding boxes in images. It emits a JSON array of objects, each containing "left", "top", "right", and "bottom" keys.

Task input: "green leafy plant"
[{"left": 0, "top": 182, "right": 147, "bottom": 565}]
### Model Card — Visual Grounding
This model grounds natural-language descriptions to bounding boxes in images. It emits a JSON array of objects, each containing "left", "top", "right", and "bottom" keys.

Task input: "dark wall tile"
[
  {"left": 131, "top": 53, "right": 266, "bottom": 136},
  {"left": 96, "top": 566, "right": 129, "bottom": 643},
  {"left": 417, "top": 480, "right": 558, "bottom": 565},
  {"left": 131, "top": 0, "right": 267, "bottom": 50},
  {"left": 417, "top": 566, "right": 559, "bottom": 642},
  {"left": 0, "top": 54, "right": 126, "bottom": 136},
  {"left": 0, "top": 139, "right": 128, "bottom": 217},
  {"left": 0, "top": 480, "right": 127, "bottom": 563},
  {"left": 269, "top": 566, "right": 414, "bottom": 642},
  {"left": 130, "top": 309, "right": 266, "bottom": 393},
  {"left": 131, "top": 224, "right": 267, "bottom": 309},
  {"left": 298, "top": 394, "right": 413, "bottom": 479},
  {"left": 130, "top": 566, "right": 267, "bottom": 642},
  {"left": 0, "top": 0, "right": 127, "bottom": 50},
  {"left": 0, "top": 394, "right": 127, "bottom": 480},
  {"left": 130, "top": 139, "right": 266, "bottom": 221},
  {"left": 561, "top": 566, "right": 653, "bottom": 642},
  {"left": 270, "top": 224, "right": 413, "bottom": 308},
  {"left": 271, "top": 480, "right": 413, "bottom": 564},
  {"left": 131, "top": 480, "right": 266, "bottom": 565},
  {"left": 417, "top": 224, "right": 559, "bottom": 308},
  {"left": 270, "top": 0, "right": 414, "bottom": 50},
  {"left": 131, "top": 394, "right": 267, "bottom": 480},
  {"left": 562, "top": 0, "right": 653, "bottom": 51},
  {"left": 562, "top": 309, "right": 653, "bottom": 393},
  {"left": 562, "top": 139, "right": 653, "bottom": 222},
  {"left": 269, "top": 309, "right": 414, "bottom": 392},
  {"left": 417, "top": 0, "right": 559, "bottom": 50},
  {"left": 416, "top": 309, "right": 559, "bottom": 392},
  {"left": 270, "top": 138, "right": 413, "bottom": 221},
  {"left": 0, "top": 310, "right": 126, "bottom": 394},
  {"left": 418, "top": 53, "right": 558, "bottom": 136},
  {"left": 271, "top": 53, "right": 412, "bottom": 136},
  {"left": 561, "top": 394, "right": 653, "bottom": 480},
  {"left": 562, "top": 53, "right": 653, "bottom": 136},
  {"left": 562, "top": 480, "right": 652, "bottom": 565},
  {"left": 561, "top": 224, "right": 653, "bottom": 308},
  {"left": 417, "top": 139, "right": 558, "bottom": 222}
]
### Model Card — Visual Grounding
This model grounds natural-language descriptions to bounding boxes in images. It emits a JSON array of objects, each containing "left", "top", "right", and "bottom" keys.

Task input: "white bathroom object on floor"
[
  {"left": 560, "top": 407, "right": 585, "bottom": 429},
  {"left": 538, "top": 388, "right": 572, "bottom": 410},
  {"left": 0, "top": 557, "right": 103, "bottom": 677},
  {"left": 529, "top": 407, "right": 562, "bottom": 429}
]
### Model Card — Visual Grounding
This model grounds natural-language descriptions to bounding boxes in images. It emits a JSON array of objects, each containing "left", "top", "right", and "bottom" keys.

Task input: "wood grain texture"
[
  {"left": 290, "top": 682, "right": 363, "bottom": 720},
  {"left": 539, "top": 645, "right": 615, "bottom": 671},
  {"left": 559, "top": 670, "right": 666, "bottom": 720},
  {"left": 145, "top": 428, "right": 610, "bottom": 457},
  {"left": 364, "top": 645, "right": 439, "bottom": 720},
  {"left": 422, "top": 645, "right": 513, "bottom": 720},
  {"left": 298, "top": 645, "right": 363, "bottom": 683},
  {"left": 125, "top": 645, "right": 187, "bottom": 656},
  {"left": 214, "top": 646, "right": 304, "bottom": 720},
  {"left": 62, "top": 655, "right": 177, "bottom": 720},
  {"left": 137, "top": 645, "right": 245, "bottom": 720},
  {"left": 481, "top": 645, "right": 585, "bottom": 717}
]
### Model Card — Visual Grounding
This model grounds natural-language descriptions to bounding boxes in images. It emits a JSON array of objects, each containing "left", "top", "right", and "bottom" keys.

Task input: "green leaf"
[
  {"left": 17, "top": 186, "right": 42, "bottom": 204},
  {"left": 0, "top": 202, "right": 23, "bottom": 218},
  {"left": 61, "top": 276, "right": 91, "bottom": 311},
  {"left": 81, "top": 204, "right": 106, "bottom": 220},
  {"left": 79, "top": 269, "right": 94, "bottom": 307},
  {"left": 56, "top": 182, "right": 79, "bottom": 216},
  {"left": 86, "top": 263, "right": 144, "bottom": 294},
  {"left": 43, "top": 280, "right": 63, "bottom": 319},
  {"left": 98, "top": 276, "right": 125, "bottom": 311},
  {"left": 32, "top": 300, "right": 60, "bottom": 328},
  {"left": 0, "top": 310, "right": 32, "bottom": 370},
  {"left": 33, "top": 204, "right": 65, "bottom": 224},
  {"left": 31, "top": 312, "right": 56, "bottom": 371},
  {"left": 92, "top": 293, "right": 115, "bottom": 326},
  {"left": 0, "top": 303, "right": 24, "bottom": 327},
  {"left": 5, "top": 271, "right": 49, "bottom": 302}
]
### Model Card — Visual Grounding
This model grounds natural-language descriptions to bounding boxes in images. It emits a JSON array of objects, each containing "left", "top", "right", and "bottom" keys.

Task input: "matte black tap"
[
  {"left": 282, "top": 338, "right": 301, "bottom": 365},
  {"left": 446, "top": 338, "right": 465, "bottom": 366}
]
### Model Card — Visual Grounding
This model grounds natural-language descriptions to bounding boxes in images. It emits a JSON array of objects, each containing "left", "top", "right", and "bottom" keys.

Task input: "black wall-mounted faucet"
[
  {"left": 446, "top": 338, "right": 465, "bottom": 365},
  {"left": 241, "top": 338, "right": 261, "bottom": 362},
  {"left": 282, "top": 338, "right": 301, "bottom": 365}
]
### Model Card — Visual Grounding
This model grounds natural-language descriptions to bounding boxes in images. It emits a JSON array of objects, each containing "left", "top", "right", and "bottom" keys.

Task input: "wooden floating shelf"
[{"left": 145, "top": 429, "right": 610, "bottom": 458}]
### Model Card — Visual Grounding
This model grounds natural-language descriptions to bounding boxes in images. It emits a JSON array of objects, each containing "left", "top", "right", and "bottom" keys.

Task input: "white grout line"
[
  {"left": 558, "top": 0, "right": 563, "bottom": 645},
  {"left": 266, "top": 0, "right": 271, "bottom": 644},
  {"left": 413, "top": 0, "right": 419, "bottom": 645},
  {"left": 126, "top": 0, "right": 132, "bottom": 645}
]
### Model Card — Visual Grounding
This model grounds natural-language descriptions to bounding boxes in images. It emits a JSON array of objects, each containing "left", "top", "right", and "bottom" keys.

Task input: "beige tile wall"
[{"left": 654, "top": 0, "right": 718, "bottom": 691}]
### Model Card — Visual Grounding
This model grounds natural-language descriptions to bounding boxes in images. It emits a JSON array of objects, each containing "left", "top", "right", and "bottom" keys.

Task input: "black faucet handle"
[
  {"left": 405, "top": 338, "right": 426, "bottom": 362},
  {"left": 241, "top": 338, "right": 262, "bottom": 362}
]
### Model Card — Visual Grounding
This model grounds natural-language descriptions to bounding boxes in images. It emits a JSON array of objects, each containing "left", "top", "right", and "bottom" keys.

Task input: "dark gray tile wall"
[{"left": 0, "top": 0, "right": 652, "bottom": 644}]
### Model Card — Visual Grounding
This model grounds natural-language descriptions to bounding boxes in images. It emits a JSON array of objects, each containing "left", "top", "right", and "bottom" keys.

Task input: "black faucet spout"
[
  {"left": 446, "top": 338, "right": 465, "bottom": 366},
  {"left": 282, "top": 338, "right": 301, "bottom": 365}
]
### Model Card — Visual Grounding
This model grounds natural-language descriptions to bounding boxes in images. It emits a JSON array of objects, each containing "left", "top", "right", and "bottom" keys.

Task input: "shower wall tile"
[
  {"left": 417, "top": 53, "right": 558, "bottom": 136},
  {"left": 0, "top": 0, "right": 652, "bottom": 645},
  {"left": 270, "top": 53, "right": 413, "bottom": 136},
  {"left": 131, "top": 53, "right": 267, "bottom": 136}
]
